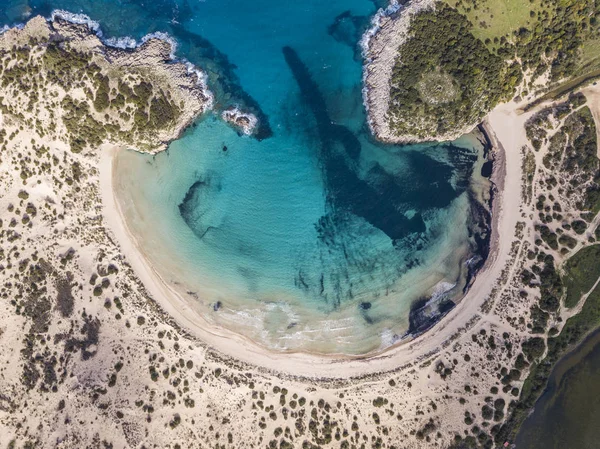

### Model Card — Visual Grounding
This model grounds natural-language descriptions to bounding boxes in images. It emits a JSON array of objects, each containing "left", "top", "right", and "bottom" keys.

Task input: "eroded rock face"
[{"left": 362, "top": 0, "right": 436, "bottom": 143}]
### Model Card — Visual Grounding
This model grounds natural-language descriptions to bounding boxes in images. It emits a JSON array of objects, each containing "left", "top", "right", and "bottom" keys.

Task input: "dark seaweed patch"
[
  {"left": 407, "top": 297, "right": 456, "bottom": 336},
  {"left": 327, "top": 10, "right": 370, "bottom": 60}
]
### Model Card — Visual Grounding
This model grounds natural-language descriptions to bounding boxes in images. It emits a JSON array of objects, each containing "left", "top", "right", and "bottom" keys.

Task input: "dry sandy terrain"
[{"left": 2, "top": 14, "right": 600, "bottom": 449}]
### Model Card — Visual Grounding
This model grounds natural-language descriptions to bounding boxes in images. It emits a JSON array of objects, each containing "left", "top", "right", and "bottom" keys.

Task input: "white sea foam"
[
  {"left": 359, "top": 0, "right": 404, "bottom": 135},
  {"left": 141, "top": 31, "right": 178, "bottom": 57},
  {"left": 186, "top": 62, "right": 215, "bottom": 110},
  {"left": 0, "top": 23, "right": 25, "bottom": 35},
  {"left": 50, "top": 10, "right": 101, "bottom": 34},
  {"left": 221, "top": 106, "right": 258, "bottom": 135},
  {"left": 50, "top": 10, "right": 178, "bottom": 55},
  {"left": 102, "top": 36, "right": 138, "bottom": 49},
  {"left": 430, "top": 281, "right": 457, "bottom": 303},
  {"left": 359, "top": 0, "right": 401, "bottom": 57},
  {"left": 380, "top": 328, "right": 403, "bottom": 348},
  {"left": 465, "top": 254, "right": 483, "bottom": 269}
]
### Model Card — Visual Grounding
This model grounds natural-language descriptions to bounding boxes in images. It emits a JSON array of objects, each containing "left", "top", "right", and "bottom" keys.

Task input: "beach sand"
[
  {"left": 98, "top": 98, "right": 529, "bottom": 378},
  {"left": 3, "top": 12, "right": 600, "bottom": 449}
]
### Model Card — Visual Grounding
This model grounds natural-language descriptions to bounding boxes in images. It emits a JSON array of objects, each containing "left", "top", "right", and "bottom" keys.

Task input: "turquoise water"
[{"left": 1, "top": 0, "right": 491, "bottom": 353}]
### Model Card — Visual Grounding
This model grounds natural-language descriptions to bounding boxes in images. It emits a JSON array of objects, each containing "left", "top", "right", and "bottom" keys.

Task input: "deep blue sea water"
[{"left": 0, "top": 0, "right": 491, "bottom": 354}]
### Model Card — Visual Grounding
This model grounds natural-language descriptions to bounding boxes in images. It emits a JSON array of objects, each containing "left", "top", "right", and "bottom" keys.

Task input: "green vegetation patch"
[
  {"left": 527, "top": 102, "right": 600, "bottom": 214},
  {"left": 498, "top": 277, "right": 600, "bottom": 445},
  {"left": 563, "top": 244, "right": 600, "bottom": 308},
  {"left": 446, "top": 0, "right": 600, "bottom": 81},
  {"left": 2, "top": 39, "right": 184, "bottom": 153},
  {"left": 387, "top": 3, "right": 521, "bottom": 139},
  {"left": 562, "top": 107, "right": 600, "bottom": 212},
  {"left": 415, "top": 69, "right": 460, "bottom": 105},
  {"left": 579, "top": 36, "right": 600, "bottom": 73},
  {"left": 387, "top": 0, "right": 600, "bottom": 139},
  {"left": 444, "top": 0, "right": 541, "bottom": 49}
]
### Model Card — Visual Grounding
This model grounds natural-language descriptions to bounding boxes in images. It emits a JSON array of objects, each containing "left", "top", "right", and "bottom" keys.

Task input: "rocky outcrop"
[
  {"left": 0, "top": 15, "right": 213, "bottom": 154},
  {"left": 362, "top": 0, "right": 439, "bottom": 143},
  {"left": 221, "top": 107, "right": 258, "bottom": 136}
]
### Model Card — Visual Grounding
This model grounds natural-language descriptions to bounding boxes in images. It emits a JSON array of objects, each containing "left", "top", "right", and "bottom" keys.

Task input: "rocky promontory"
[{"left": 0, "top": 15, "right": 213, "bottom": 154}]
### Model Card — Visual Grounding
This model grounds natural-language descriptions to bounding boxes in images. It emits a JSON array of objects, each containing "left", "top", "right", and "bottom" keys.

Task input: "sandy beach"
[{"left": 99, "top": 98, "right": 531, "bottom": 379}]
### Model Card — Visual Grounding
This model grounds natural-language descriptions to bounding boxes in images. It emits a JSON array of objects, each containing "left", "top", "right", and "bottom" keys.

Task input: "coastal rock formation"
[
  {"left": 0, "top": 15, "right": 212, "bottom": 154},
  {"left": 221, "top": 107, "right": 258, "bottom": 135},
  {"left": 362, "top": 0, "right": 436, "bottom": 142},
  {"left": 364, "top": 0, "right": 600, "bottom": 144},
  {"left": 364, "top": 1, "right": 520, "bottom": 143}
]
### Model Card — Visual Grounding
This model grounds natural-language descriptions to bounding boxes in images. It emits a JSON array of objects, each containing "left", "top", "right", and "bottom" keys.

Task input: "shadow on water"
[
  {"left": 168, "top": 24, "right": 273, "bottom": 140},
  {"left": 23, "top": 0, "right": 273, "bottom": 140},
  {"left": 327, "top": 10, "right": 371, "bottom": 60},
  {"left": 282, "top": 45, "right": 428, "bottom": 242},
  {"left": 178, "top": 178, "right": 215, "bottom": 240},
  {"left": 175, "top": 44, "right": 491, "bottom": 316}
]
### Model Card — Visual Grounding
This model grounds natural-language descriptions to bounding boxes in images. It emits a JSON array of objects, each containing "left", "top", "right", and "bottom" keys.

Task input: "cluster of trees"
[
  {"left": 516, "top": 0, "right": 600, "bottom": 81},
  {"left": 521, "top": 250, "right": 563, "bottom": 329},
  {"left": 539, "top": 105, "right": 600, "bottom": 213},
  {"left": 563, "top": 244, "right": 600, "bottom": 307},
  {"left": 387, "top": 0, "right": 600, "bottom": 139},
  {"left": 1, "top": 39, "right": 184, "bottom": 153},
  {"left": 387, "top": 4, "right": 521, "bottom": 138},
  {"left": 561, "top": 108, "right": 600, "bottom": 212},
  {"left": 497, "top": 278, "right": 600, "bottom": 444}
]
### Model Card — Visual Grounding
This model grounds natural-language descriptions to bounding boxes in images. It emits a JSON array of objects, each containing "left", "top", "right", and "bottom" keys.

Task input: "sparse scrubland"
[
  {"left": 493, "top": 90, "right": 600, "bottom": 445},
  {"left": 0, "top": 15, "right": 208, "bottom": 155},
  {"left": 2, "top": 5, "right": 600, "bottom": 449}
]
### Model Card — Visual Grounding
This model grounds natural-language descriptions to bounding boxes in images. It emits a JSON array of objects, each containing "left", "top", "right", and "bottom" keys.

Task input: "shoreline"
[
  {"left": 48, "top": 10, "right": 215, "bottom": 117},
  {"left": 9, "top": 9, "right": 270, "bottom": 140},
  {"left": 99, "top": 98, "right": 527, "bottom": 379},
  {"left": 4, "top": 8, "right": 600, "bottom": 448},
  {"left": 361, "top": 0, "right": 436, "bottom": 143},
  {"left": 360, "top": 0, "right": 512, "bottom": 144}
]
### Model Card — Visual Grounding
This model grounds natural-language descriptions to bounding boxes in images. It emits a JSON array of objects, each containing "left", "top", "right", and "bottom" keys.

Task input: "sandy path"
[
  {"left": 582, "top": 84, "right": 600, "bottom": 158},
  {"left": 98, "top": 99, "right": 531, "bottom": 379}
]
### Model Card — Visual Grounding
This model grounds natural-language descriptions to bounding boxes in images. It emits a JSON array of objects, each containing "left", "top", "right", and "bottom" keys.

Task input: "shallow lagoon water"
[
  {"left": 2, "top": 0, "right": 491, "bottom": 353},
  {"left": 516, "top": 329, "right": 600, "bottom": 449}
]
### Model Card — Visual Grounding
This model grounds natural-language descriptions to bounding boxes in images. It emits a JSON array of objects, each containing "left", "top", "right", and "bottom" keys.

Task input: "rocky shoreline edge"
[
  {"left": 361, "top": 0, "right": 435, "bottom": 143},
  {"left": 2, "top": 10, "right": 262, "bottom": 143},
  {"left": 361, "top": 0, "right": 482, "bottom": 144}
]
